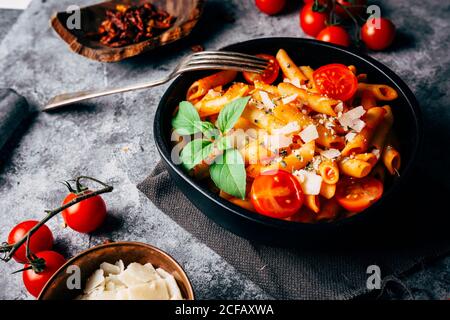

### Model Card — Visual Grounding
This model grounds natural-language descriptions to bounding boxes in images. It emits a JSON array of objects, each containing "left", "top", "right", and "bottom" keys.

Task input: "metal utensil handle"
[{"left": 44, "top": 76, "right": 170, "bottom": 111}]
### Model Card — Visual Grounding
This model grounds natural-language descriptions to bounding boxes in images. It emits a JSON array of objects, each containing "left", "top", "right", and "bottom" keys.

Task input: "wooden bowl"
[
  {"left": 38, "top": 241, "right": 194, "bottom": 300},
  {"left": 51, "top": 0, "right": 204, "bottom": 62}
]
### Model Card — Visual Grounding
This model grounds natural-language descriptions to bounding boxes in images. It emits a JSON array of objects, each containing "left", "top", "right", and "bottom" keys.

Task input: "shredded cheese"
[
  {"left": 293, "top": 170, "right": 323, "bottom": 195},
  {"left": 299, "top": 124, "right": 319, "bottom": 143}
]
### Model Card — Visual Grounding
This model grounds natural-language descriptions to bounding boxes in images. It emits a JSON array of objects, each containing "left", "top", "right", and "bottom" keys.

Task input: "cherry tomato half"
[
  {"left": 8, "top": 221, "right": 53, "bottom": 264},
  {"left": 243, "top": 54, "right": 280, "bottom": 85},
  {"left": 255, "top": 0, "right": 286, "bottom": 15},
  {"left": 62, "top": 191, "right": 107, "bottom": 233},
  {"left": 336, "top": 176, "right": 383, "bottom": 213},
  {"left": 316, "top": 25, "right": 351, "bottom": 47},
  {"left": 361, "top": 17, "right": 396, "bottom": 51},
  {"left": 250, "top": 170, "right": 304, "bottom": 219},
  {"left": 23, "top": 250, "right": 66, "bottom": 298},
  {"left": 313, "top": 63, "right": 358, "bottom": 101},
  {"left": 300, "top": 3, "right": 328, "bottom": 37}
]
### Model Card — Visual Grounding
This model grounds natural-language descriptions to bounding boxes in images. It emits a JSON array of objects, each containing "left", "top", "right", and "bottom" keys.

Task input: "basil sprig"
[{"left": 172, "top": 97, "right": 250, "bottom": 199}]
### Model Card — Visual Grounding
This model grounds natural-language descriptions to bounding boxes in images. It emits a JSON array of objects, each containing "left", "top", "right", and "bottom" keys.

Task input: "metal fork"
[{"left": 42, "top": 51, "right": 269, "bottom": 112}]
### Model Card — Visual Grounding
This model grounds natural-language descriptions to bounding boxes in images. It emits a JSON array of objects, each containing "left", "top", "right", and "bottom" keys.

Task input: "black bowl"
[{"left": 154, "top": 38, "right": 423, "bottom": 246}]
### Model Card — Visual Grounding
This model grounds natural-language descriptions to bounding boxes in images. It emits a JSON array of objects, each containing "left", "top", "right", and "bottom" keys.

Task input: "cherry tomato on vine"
[
  {"left": 22, "top": 250, "right": 66, "bottom": 298},
  {"left": 255, "top": 0, "right": 286, "bottom": 15},
  {"left": 8, "top": 220, "right": 53, "bottom": 264},
  {"left": 313, "top": 63, "right": 358, "bottom": 101},
  {"left": 316, "top": 25, "right": 351, "bottom": 47},
  {"left": 243, "top": 54, "right": 280, "bottom": 85},
  {"left": 250, "top": 170, "right": 304, "bottom": 219},
  {"left": 335, "top": 176, "right": 383, "bottom": 213},
  {"left": 335, "top": 0, "right": 366, "bottom": 18},
  {"left": 361, "top": 17, "right": 396, "bottom": 51},
  {"left": 62, "top": 191, "right": 107, "bottom": 233},
  {"left": 300, "top": 3, "right": 328, "bottom": 37}
]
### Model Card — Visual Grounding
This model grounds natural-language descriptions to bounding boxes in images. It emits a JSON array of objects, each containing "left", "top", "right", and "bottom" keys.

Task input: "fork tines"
[{"left": 180, "top": 50, "right": 270, "bottom": 74}]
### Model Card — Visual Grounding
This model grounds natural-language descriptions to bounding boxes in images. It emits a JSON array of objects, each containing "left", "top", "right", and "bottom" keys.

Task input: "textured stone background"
[{"left": 0, "top": 0, "right": 449, "bottom": 299}]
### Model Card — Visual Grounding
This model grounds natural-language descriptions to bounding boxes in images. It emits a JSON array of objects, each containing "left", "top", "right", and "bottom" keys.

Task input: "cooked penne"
[
  {"left": 196, "top": 83, "right": 250, "bottom": 117},
  {"left": 320, "top": 182, "right": 336, "bottom": 199},
  {"left": 361, "top": 90, "right": 377, "bottom": 110},
  {"left": 276, "top": 49, "right": 308, "bottom": 84},
  {"left": 318, "top": 159, "right": 339, "bottom": 184},
  {"left": 261, "top": 141, "right": 316, "bottom": 173},
  {"left": 338, "top": 158, "right": 372, "bottom": 178},
  {"left": 305, "top": 195, "right": 320, "bottom": 213},
  {"left": 357, "top": 83, "right": 398, "bottom": 101},
  {"left": 278, "top": 82, "right": 338, "bottom": 116},
  {"left": 371, "top": 105, "right": 394, "bottom": 152},
  {"left": 354, "top": 153, "right": 378, "bottom": 167},
  {"left": 341, "top": 107, "right": 386, "bottom": 156},
  {"left": 254, "top": 81, "right": 279, "bottom": 95},
  {"left": 241, "top": 103, "right": 285, "bottom": 132},
  {"left": 382, "top": 145, "right": 401, "bottom": 175},
  {"left": 187, "top": 70, "right": 237, "bottom": 101}
]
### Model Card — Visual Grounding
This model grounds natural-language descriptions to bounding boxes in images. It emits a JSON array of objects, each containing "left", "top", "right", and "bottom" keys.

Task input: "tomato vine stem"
[{"left": 0, "top": 176, "right": 113, "bottom": 264}]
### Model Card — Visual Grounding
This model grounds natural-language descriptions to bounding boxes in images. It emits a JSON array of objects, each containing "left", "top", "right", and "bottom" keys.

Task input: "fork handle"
[{"left": 42, "top": 76, "right": 170, "bottom": 111}]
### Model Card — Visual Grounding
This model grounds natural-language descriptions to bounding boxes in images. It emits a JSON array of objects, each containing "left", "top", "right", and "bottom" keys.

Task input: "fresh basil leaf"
[
  {"left": 171, "top": 101, "right": 201, "bottom": 135},
  {"left": 217, "top": 96, "right": 250, "bottom": 133},
  {"left": 197, "top": 121, "right": 220, "bottom": 139},
  {"left": 180, "top": 139, "right": 213, "bottom": 171},
  {"left": 216, "top": 136, "right": 232, "bottom": 151},
  {"left": 209, "top": 149, "right": 246, "bottom": 199}
]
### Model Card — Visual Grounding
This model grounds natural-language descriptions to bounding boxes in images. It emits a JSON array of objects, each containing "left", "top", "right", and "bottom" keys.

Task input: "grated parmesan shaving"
[{"left": 299, "top": 124, "right": 319, "bottom": 143}]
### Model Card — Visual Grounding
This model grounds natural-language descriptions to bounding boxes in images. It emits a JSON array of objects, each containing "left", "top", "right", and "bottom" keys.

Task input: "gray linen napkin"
[
  {"left": 138, "top": 162, "right": 450, "bottom": 299},
  {"left": 0, "top": 88, "right": 32, "bottom": 151}
]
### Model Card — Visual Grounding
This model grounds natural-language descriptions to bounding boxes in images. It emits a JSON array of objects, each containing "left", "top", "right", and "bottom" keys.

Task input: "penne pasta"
[
  {"left": 187, "top": 70, "right": 237, "bottom": 101},
  {"left": 320, "top": 182, "right": 336, "bottom": 199},
  {"left": 338, "top": 158, "right": 372, "bottom": 178},
  {"left": 382, "top": 145, "right": 401, "bottom": 175},
  {"left": 319, "top": 159, "right": 340, "bottom": 184},
  {"left": 341, "top": 107, "right": 386, "bottom": 156},
  {"left": 361, "top": 90, "right": 377, "bottom": 110},
  {"left": 276, "top": 49, "right": 308, "bottom": 84},
  {"left": 278, "top": 82, "right": 338, "bottom": 116},
  {"left": 305, "top": 195, "right": 320, "bottom": 213},
  {"left": 241, "top": 103, "right": 285, "bottom": 132},
  {"left": 370, "top": 105, "right": 394, "bottom": 152},
  {"left": 196, "top": 83, "right": 249, "bottom": 117},
  {"left": 357, "top": 83, "right": 398, "bottom": 101}
]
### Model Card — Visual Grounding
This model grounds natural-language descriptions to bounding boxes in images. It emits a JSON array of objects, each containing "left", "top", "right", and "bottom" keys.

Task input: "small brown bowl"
[
  {"left": 38, "top": 241, "right": 194, "bottom": 300},
  {"left": 51, "top": 0, "right": 204, "bottom": 62}
]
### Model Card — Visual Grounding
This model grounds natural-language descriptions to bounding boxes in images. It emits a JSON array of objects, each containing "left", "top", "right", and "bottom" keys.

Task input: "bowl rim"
[
  {"left": 38, "top": 241, "right": 195, "bottom": 300},
  {"left": 154, "top": 37, "right": 423, "bottom": 232}
]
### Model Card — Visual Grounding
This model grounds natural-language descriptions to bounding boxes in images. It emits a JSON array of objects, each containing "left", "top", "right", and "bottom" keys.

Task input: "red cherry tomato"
[
  {"left": 62, "top": 191, "right": 107, "bottom": 233},
  {"left": 336, "top": 176, "right": 383, "bottom": 213},
  {"left": 335, "top": 0, "right": 366, "bottom": 18},
  {"left": 255, "top": 0, "right": 286, "bottom": 15},
  {"left": 300, "top": 3, "right": 328, "bottom": 37},
  {"left": 316, "top": 25, "right": 351, "bottom": 47},
  {"left": 250, "top": 170, "right": 304, "bottom": 219},
  {"left": 23, "top": 250, "right": 66, "bottom": 298},
  {"left": 243, "top": 54, "right": 280, "bottom": 85},
  {"left": 361, "top": 17, "right": 396, "bottom": 51},
  {"left": 313, "top": 63, "right": 358, "bottom": 101},
  {"left": 8, "top": 221, "right": 53, "bottom": 264}
]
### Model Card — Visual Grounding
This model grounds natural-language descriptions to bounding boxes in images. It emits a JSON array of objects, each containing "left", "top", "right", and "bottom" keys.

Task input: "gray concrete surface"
[{"left": 0, "top": 0, "right": 449, "bottom": 299}]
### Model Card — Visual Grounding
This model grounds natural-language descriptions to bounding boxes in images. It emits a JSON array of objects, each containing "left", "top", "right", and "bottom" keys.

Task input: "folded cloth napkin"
[
  {"left": 0, "top": 88, "right": 32, "bottom": 151},
  {"left": 138, "top": 162, "right": 450, "bottom": 299}
]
